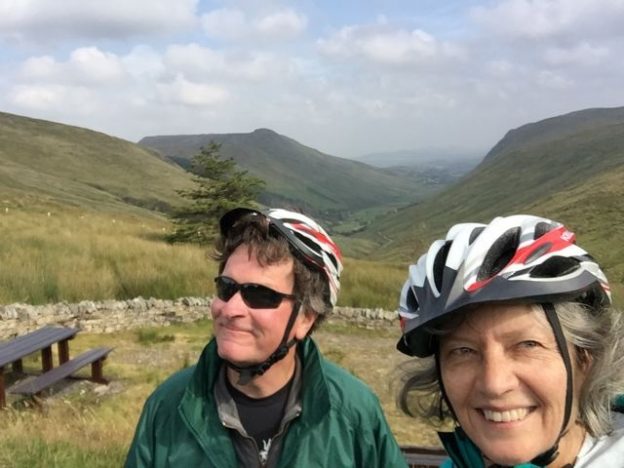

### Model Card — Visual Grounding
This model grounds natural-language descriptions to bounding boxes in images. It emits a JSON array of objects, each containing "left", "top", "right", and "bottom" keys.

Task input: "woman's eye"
[
  {"left": 450, "top": 346, "right": 474, "bottom": 356},
  {"left": 519, "top": 340, "right": 540, "bottom": 349}
]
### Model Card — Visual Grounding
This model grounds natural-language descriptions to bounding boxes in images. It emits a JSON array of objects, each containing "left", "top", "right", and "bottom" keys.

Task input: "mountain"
[
  {"left": 360, "top": 107, "right": 624, "bottom": 283},
  {"left": 484, "top": 107, "right": 624, "bottom": 162},
  {"left": 355, "top": 148, "right": 482, "bottom": 169},
  {"left": 139, "top": 129, "right": 438, "bottom": 222},
  {"left": 0, "top": 111, "right": 193, "bottom": 214}
]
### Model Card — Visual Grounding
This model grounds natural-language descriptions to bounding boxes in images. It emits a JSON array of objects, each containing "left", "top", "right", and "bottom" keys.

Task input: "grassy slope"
[
  {"left": 0, "top": 111, "right": 193, "bottom": 214},
  {"left": 140, "top": 129, "right": 435, "bottom": 217},
  {"left": 484, "top": 106, "right": 624, "bottom": 162},
  {"left": 358, "top": 107, "right": 624, "bottom": 300}
]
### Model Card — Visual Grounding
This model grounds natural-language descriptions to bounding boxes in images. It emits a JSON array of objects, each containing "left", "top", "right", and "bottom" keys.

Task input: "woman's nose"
[{"left": 476, "top": 351, "right": 517, "bottom": 397}]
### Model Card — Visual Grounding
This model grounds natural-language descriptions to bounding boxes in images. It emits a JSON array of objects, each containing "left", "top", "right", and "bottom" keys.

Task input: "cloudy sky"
[{"left": 1, "top": 0, "right": 624, "bottom": 158}]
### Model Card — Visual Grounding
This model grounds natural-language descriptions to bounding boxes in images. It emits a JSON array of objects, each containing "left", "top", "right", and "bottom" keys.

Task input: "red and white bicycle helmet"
[
  {"left": 220, "top": 207, "right": 343, "bottom": 308},
  {"left": 397, "top": 214, "right": 611, "bottom": 357}
]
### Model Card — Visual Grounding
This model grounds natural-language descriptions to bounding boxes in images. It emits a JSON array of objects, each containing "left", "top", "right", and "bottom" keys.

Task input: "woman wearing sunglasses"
[
  {"left": 126, "top": 207, "right": 407, "bottom": 468},
  {"left": 396, "top": 214, "right": 624, "bottom": 467}
]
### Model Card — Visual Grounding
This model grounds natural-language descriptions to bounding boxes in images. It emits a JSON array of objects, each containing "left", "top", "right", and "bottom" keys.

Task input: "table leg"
[
  {"left": 12, "top": 359, "right": 23, "bottom": 373},
  {"left": 91, "top": 359, "right": 108, "bottom": 384},
  {"left": 42, "top": 346, "right": 53, "bottom": 372},
  {"left": 0, "top": 367, "right": 5, "bottom": 409},
  {"left": 58, "top": 340, "right": 70, "bottom": 364}
]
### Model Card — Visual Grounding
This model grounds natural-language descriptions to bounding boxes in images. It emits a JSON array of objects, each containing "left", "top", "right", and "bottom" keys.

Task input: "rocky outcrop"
[{"left": 0, "top": 297, "right": 398, "bottom": 339}]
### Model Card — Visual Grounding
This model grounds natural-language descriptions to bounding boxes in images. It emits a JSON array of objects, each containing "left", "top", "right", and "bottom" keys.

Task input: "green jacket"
[
  {"left": 125, "top": 337, "right": 408, "bottom": 468},
  {"left": 439, "top": 428, "right": 539, "bottom": 468}
]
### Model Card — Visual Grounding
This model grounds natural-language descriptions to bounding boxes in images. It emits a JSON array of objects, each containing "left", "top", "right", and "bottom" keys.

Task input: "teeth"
[{"left": 482, "top": 408, "right": 529, "bottom": 422}]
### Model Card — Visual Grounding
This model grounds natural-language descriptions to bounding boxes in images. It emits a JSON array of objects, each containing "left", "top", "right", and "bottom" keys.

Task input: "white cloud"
[
  {"left": 3, "top": 2, "right": 624, "bottom": 159},
  {"left": 543, "top": 42, "right": 609, "bottom": 66},
  {"left": 200, "top": 8, "right": 247, "bottom": 41},
  {"left": 20, "top": 47, "right": 125, "bottom": 85},
  {"left": 318, "top": 23, "right": 464, "bottom": 66},
  {"left": 536, "top": 70, "right": 574, "bottom": 89},
  {"left": 157, "top": 74, "right": 229, "bottom": 107},
  {"left": 485, "top": 60, "right": 516, "bottom": 77},
  {"left": 471, "top": 0, "right": 624, "bottom": 40},
  {"left": 164, "top": 43, "right": 225, "bottom": 75},
  {"left": 9, "top": 84, "right": 96, "bottom": 112},
  {"left": 69, "top": 48, "right": 126, "bottom": 82},
  {"left": 253, "top": 10, "right": 307, "bottom": 40},
  {"left": 121, "top": 46, "right": 166, "bottom": 80},
  {"left": 0, "top": 0, "right": 198, "bottom": 41},
  {"left": 164, "top": 43, "right": 295, "bottom": 82},
  {"left": 200, "top": 7, "right": 306, "bottom": 42}
]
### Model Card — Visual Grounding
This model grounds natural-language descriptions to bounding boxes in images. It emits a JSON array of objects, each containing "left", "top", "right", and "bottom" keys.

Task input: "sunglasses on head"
[{"left": 214, "top": 276, "right": 297, "bottom": 309}]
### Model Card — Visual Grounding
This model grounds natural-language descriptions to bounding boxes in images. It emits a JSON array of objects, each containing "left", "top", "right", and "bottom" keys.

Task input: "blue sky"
[{"left": 1, "top": 0, "right": 624, "bottom": 158}]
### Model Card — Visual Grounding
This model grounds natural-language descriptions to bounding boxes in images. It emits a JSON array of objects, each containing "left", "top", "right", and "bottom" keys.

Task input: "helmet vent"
[
  {"left": 433, "top": 241, "right": 451, "bottom": 292},
  {"left": 477, "top": 227, "right": 520, "bottom": 281},
  {"left": 469, "top": 226, "right": 485, "bottom": 245},
  {"left": 530, "top": 256, "right": 580, "bottom": 278},
  {"left": 534, "top": 221, "right": 555, "bottom": 239},
  {"left": 293, "top": 231, "right": 319, "bottom": 252},
  {"left": 406, "top": 287, "right": 419, "bottom": 311}
]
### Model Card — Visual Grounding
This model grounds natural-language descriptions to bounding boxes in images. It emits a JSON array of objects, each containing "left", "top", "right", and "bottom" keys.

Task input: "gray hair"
[{"left": 396, "top": 302, "right": 624, "bottom": 437}]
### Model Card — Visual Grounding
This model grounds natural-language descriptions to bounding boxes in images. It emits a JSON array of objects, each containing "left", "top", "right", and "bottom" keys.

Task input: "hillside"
[
  {"left": 0, "top": 111, "right": 193, "bottom": 215},
  {"left": 360, "top": 107, "right": 624, "bottom": 290},
  {"left": 485, "top": 107, "right": 624, "bottom": 162},
  {"left": 139, "top": 129, "right": 436, "bottom": 221}
]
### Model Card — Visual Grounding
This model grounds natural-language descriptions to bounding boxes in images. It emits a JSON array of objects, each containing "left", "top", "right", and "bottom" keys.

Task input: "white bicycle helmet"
[
  {"left": 220, "top": 207, "right": 343, "bottom": 308},
  {"left": 397, "top": 214, "right": 611, "bottom": 357}
]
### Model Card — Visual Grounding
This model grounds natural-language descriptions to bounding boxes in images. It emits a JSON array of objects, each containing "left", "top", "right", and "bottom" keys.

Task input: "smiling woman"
[{"left": 395, "top": 215, "right": 624, "bottom": 468}]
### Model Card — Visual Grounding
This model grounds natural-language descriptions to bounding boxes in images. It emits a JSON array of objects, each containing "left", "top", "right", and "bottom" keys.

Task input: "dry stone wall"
[{"left": 0, "top": 297, "right": 398, "bottom": 339}]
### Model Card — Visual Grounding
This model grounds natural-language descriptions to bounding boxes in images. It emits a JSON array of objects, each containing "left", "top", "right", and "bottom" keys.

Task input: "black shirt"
[{"left": 226, "top": 376, "right": 294, "bottom": 450}]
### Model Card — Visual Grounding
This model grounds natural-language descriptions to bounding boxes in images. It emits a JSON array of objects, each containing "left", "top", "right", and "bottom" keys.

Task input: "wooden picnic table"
[
  {"left": 0, "top": 326, "right": 78, "bottom": 408},
  {"left": 400, "top": 445, "right": 448, "bottom": 467}
]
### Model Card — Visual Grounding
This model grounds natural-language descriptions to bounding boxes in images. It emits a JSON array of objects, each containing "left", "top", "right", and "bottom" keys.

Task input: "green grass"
[
  {"left": 0, "top": 437, "right": 126, "bottom": 468},
  {"left": 135, "top": 329, "right": 176, "bottom": 345},
  {"left": 0, "top": 111, "right": 193, "bottom": 215},
  {"left": 0, "top": 204, "right": 406, "bottom": 309},
  {"left": 0, "top": 205, "right": 217, "bottom": 304}
]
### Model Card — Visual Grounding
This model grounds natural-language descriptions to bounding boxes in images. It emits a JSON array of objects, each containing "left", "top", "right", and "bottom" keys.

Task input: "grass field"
[
  {"left": 0, "top": 320, "right": 439, "bottom": 467},
  {"left": 0, "top": 203, "right": 407, "bottom": 310}
]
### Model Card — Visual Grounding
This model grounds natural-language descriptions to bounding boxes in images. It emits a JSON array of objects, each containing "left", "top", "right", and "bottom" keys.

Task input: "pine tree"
[{"left": 167, "top": 142, "right": 265, "bottom": 243}]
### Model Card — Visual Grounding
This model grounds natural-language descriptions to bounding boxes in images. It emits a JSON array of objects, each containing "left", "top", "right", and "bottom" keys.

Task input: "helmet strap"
[
  {"left": 226, "top": 301, "right": 302, "bottom": 386},
  {"left": 529, "top": 302, "right": 574, "bottom": 466},
  {"left": 435, "top": 348, "right": 459, "bottom": 422}
]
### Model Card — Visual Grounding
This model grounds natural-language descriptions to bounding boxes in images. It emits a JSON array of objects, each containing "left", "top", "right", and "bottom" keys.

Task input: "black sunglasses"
[{"left": 214, "top": 276, "right": 297, "bottom": 309}]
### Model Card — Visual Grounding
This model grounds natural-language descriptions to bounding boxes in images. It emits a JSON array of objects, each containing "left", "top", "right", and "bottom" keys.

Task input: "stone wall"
[{"left": 0, "top": 297, "right": 398, "bottom": 339}]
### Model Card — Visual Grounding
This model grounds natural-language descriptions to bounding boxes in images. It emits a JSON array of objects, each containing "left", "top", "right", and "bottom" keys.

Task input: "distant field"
[
  {"left": 0, "top": 320, "right": 439, "bottom": 467},
  {"left": 0, "top": 203, "right": 406, "bottom": 310}
]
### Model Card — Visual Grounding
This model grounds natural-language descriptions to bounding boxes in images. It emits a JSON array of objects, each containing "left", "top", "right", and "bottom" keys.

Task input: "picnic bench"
[
  {"left": 400, "top": 445, "right": 448, "bottom": 467},
  {"left": 0, "top": 325, "right": 112, "bottom": 408}
]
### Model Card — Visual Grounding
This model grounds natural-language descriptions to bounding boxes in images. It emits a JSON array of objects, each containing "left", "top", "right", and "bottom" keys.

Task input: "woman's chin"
[{"left": 483, "top": 449, "right": 538, "bottom": 467}]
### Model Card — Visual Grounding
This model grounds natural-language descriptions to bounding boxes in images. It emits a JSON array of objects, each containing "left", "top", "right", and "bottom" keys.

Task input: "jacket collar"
[
  {"left": 177, "top": 337, "right": 331, "bottom": 464},
  {"left": 439, "top": 428, "right": 541, "bottom": 468}
]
